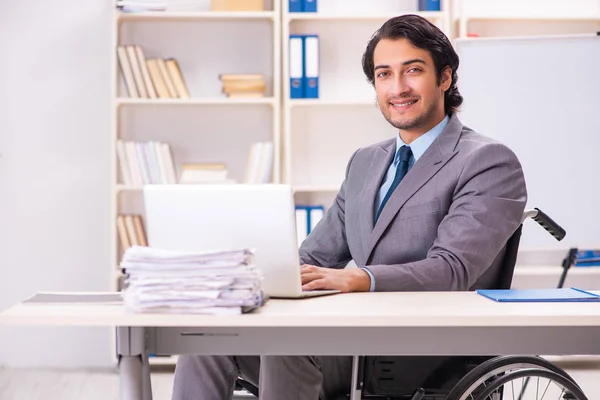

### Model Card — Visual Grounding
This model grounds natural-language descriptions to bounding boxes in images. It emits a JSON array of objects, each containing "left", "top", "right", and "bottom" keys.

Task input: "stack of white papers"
[{"left": 120, "top": 246, "right": 265, "bottom": 315}]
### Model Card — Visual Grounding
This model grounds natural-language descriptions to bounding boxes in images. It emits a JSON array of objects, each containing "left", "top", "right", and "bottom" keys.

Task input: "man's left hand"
[{"left": 301, "top": 265, "right": 371, "bottom": 292}]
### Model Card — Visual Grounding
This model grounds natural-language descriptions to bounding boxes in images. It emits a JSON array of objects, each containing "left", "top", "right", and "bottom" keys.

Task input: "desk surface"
[{"left": 1, "top": 291, "right": 600, "bottom": 328}]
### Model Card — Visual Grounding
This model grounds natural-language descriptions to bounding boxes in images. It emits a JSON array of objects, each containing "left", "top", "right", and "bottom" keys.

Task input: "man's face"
[{"left": 373, "top": 38, "right": 451, "bottom": 134}]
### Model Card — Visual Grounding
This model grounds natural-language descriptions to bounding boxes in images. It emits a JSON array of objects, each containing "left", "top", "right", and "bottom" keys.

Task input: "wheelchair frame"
[{"left": 236, "top": 208, "right": 589, "bottom": 400}]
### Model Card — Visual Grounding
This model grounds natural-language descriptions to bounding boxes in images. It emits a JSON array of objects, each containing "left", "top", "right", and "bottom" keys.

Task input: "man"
[{"left": 172, "top": 14, "right": 527, "bottom": 400}]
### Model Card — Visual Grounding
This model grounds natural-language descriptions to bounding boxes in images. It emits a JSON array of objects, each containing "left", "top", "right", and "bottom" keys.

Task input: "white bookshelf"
[
  {"left": 281, "top": 0, "right": 451, "bottom": 206},
  {"left": 109, "top": 0, "right": 281, "bottom": 367}
]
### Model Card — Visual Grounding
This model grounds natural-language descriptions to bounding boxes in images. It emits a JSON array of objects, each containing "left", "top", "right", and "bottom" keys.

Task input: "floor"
[{"left": 0, "top": 361, "right": 598, "bottom": 399}]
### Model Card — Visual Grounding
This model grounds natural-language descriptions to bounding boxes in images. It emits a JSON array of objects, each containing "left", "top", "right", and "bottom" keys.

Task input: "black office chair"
[{"left": 236, "top": 208, "right": 590, "bottom": 400}]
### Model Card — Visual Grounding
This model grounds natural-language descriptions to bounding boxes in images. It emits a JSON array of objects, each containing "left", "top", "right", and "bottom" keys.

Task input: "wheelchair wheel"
[
  {"left": 445, "top": 355, "right": 582, "bottom": 400},
  {"left": 466, "top": 367, "right": 588, "bottom": 400}
]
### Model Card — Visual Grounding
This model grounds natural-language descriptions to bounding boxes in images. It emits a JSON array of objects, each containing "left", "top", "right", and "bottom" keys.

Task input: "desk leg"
[
  {"left": 141, "top": 351, "right": 153, "bottom": 400},
  {"left": 117, "top": 327, "right": 152, "bottom": 400},
  {"left": 349, "top": 356, "right": 363, "bottom": 400},
  {"left": 120, "top": 355, "right": 143, "bottom": 400}
]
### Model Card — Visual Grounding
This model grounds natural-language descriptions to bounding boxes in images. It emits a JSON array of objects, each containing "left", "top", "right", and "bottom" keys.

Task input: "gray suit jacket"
[{"left": 299, "top": 113, "right": 527, "bottom": 291}]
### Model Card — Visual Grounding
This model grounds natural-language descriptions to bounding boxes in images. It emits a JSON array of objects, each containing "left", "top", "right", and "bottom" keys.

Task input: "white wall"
[{"left": 0, "top": 1, "right": 113, "bottom": 367}]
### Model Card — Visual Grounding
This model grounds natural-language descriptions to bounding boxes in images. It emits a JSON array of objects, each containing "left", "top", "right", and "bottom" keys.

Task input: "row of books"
[
  {"left": 295, "top": 205, "right": 324, "bottom": 246},
  {"left": 289, "top": 0, "right": 317, "bottom": 12},
  {"left": 289, "top": 35, "right": 319, "bottom": 99},
  {"left": 117, "top": 0, "right": 264, "bottom": 12},
  {"left": 219, "top": 73, "right": 267, "bottom": 98},
  {"left": 116, "top": 214, "right": 148, "bottom": 257},
  {"left": 117, "top": 0, "right": 439, "bottom": 14},
  {"left": 116, "top": 140, "right": 178, "bottom": 186},
  {"left": 117, "top": 45, "right": 190, "bottom": 99},
  {"left": 116, "top": 140, "right": 274, "bottom": 186},
  {"left": 289, "top": 0, "right": 440, "bottom": 13}
]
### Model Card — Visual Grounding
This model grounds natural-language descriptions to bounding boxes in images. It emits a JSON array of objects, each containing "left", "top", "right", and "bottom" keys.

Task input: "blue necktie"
[{"left": 375, "top": 145, "right": 412, "bottom": 222}]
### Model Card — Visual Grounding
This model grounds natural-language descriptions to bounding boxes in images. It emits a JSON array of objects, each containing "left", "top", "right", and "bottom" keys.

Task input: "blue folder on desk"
[{"left": 477, "top": 287, "right": 600, "bottom": 302}]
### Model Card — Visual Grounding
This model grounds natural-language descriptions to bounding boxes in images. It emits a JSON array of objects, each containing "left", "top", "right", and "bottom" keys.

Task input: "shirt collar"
[{"left": 395, "top": 114, "right": 449, "bottom": 163}]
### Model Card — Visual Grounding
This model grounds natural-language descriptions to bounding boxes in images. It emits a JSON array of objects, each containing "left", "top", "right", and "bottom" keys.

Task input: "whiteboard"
[{"left": 455, "top": 34, "right": 600, "bottom": 252}]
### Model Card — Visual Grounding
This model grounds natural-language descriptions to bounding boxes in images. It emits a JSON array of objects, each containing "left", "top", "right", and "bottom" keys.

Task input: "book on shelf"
[
  {"left": 116, "top": 214, "right": 148, "bottom": 258},
  {"left": 211, "top": 0, "right": 264, "bottom": 11},
  {"left": 116, "top": 139, "right": 177, "bottom": 186},
  {"left": 244, "top": 141, "right": 273, "bottom": 184},
  {"left": 179, "top": 163, "right": 236, "bottom": 184},
  {"left": 117, "top": 45, "right": 190, "bottom": 99},
  {"left": 219, "top": 73, "right": 266, "bottom": 98}
]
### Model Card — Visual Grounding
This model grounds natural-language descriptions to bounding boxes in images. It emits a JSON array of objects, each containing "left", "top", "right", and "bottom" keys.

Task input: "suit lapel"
[
  {"left": 358, "top": 140, "right": 396, "bottom": 258},
  {"left": 364, "top": 114, "right": 464, "bottom": 262}
]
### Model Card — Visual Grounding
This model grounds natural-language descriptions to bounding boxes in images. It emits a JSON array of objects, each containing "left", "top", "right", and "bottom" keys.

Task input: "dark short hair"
[{"left": 361, "top": 14, "right": 463, "bottom": 115}]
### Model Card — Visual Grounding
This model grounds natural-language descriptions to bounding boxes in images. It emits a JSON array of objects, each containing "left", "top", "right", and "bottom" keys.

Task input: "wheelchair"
[{"left": 235, "top": 208, "right": 590, "bottom": 400}]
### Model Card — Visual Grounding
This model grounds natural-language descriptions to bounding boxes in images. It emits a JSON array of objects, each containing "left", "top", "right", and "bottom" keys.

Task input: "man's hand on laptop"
[{"left": 300, "top": 265, "right": 371, "bottom": 292}]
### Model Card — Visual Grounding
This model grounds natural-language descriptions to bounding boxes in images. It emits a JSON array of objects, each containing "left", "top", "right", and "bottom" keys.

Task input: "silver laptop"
[{"left": 142, "top": 184, "right": 339, "bottom": 299}]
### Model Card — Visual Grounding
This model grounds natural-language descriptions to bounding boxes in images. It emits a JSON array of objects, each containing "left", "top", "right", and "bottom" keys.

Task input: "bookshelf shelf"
[
  {"left": 116, "top": 97, "right": 276, "bottom": 106},
  {"left": 115, "top": 185, "right": 142, "bottom": 193},
  {"left": 293, "top": 185, "right": 340, "bottom": 193},
  {"left": 463, "top": 15, "right": 600, "bottom": 22},
  {"left": 289, "top": 99, "right": 375, "bottom": 107},
  {"left": 117, "top": 11, "right": 276, "bottom": 22},
  {"left": 287, "top": 11, "right": 446, "bottom": 21}
]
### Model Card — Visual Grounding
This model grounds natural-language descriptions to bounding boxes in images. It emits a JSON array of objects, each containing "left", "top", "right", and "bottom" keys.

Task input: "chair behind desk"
[
  {"left": 359, "top": 225, "right": 523, "bottom": 399},
  {"left": 236, "top": 207, "right": 566, "bottom": 399}
]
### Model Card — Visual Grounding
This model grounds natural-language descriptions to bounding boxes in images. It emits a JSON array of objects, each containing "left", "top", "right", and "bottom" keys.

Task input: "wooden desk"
[{"left": 2, "top": 291, "right": 600, "bottom": 400}]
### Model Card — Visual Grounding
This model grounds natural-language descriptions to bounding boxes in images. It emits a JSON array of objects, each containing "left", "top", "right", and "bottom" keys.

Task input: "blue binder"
[
  {"left": 289, "top": 35, "right": 304, "bottom": 99},
  {"left": 574, "top": 250, "right": 600, "bottom": 266},
  {"left": 303, "top": 0, "right": 317, "bottom": 12},
  {"left": 307, "top": 205, "right": 324, "bottom": 233},
  {"left": 295, "top": 205, "right": 325, "bottom": 236},
  {"left": 418, "top": 0, "right": 440, "bottom": 11},
  {"left": 289, "top": 0, "right": 302, "bottom": 12},
  {"left": 303, "top": 34, "right": 319, "bottom": 99},
  {"left": 477, "top": 287, "right": 600, "bottom": 302}
]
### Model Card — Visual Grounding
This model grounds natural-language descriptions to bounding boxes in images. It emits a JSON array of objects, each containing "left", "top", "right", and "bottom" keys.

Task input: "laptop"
[{"left": 142, "top": 184, "right": 339, "bottom": 299}]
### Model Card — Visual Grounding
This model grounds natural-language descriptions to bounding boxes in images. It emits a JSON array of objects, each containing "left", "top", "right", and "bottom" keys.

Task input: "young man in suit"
[{"left": 172, "top": 14, "right": 527, "bottom": 400}]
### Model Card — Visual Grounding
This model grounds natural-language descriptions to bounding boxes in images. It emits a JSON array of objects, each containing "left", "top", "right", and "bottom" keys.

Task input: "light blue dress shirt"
[{"left": 362, "top": 115, "right": 449, "bottom": 292}]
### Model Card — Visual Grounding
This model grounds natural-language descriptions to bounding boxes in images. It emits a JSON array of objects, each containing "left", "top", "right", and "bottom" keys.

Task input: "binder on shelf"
[
  {"left": 303, "top": 35, "right": 319, "bottom": 99},
  {"left": 303, "top": 0, "right": 317, "bottom": 12},
  {"left": 418, "top": 0, "right": 441, "bottom": 11},
  {"left": 574, "top": 249, "right": 600, "bottom": 266},
  {"left": 289, "top": 35, "right": 305, "bottom": 99},
  {"left": 295, "top": 207, "right": 308, "bottom": 247},
  {"left": 295, "top": 205, "right": 325, "bottom": 246},
  {"left": 289, "top": 0, "right": 302, "bottom": 12},
  {"left": 476, "top": 287, "right": 600, "bottom": 302},
  {"left": 309, "top": 205, "right": 324, "bottom": 232}
]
